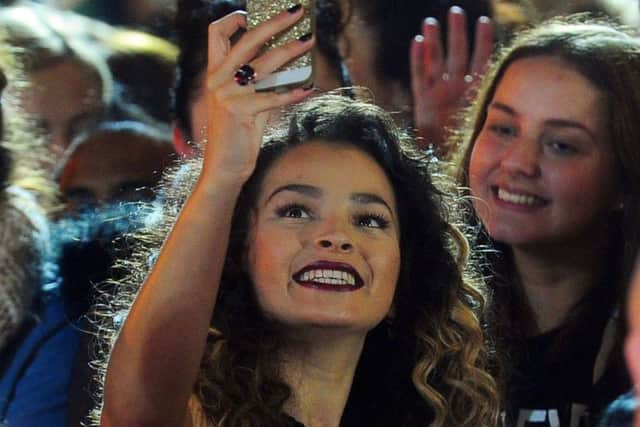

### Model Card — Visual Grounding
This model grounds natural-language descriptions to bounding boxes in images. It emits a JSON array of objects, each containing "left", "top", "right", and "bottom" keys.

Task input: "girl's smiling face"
[
  {"left": 469, "top": 55, "right": 621, "bottom": 250},
  {"left": 245, "top": 141, "right": 401, "bottom": 333}
]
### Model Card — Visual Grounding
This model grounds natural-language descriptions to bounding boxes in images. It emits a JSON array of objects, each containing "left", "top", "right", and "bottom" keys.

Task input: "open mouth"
[
  {"left": 493, "top": 186, "right": 548, "bottom": 207},
  {"left": 292, "top": 261, "right": 364, "bottom": 292}
]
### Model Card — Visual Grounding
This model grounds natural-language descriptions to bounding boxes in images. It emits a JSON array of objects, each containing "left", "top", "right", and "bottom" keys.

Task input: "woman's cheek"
[{"left": 627, "top": 333, "right": 640, "bottom": 387}]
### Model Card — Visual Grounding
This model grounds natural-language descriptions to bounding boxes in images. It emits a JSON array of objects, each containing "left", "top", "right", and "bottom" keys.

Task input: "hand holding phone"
[{"left": 246, "top": 1, "right": 315, "bottom": 92}]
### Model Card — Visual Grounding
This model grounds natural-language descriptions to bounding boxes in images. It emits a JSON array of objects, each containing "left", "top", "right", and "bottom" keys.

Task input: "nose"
[
  {"left": 313, "top": 218, "right": 354, "bottom": 253},
  {"left": 317, "top": 237, "right": 353, "bottom": 252},
  {"left": 501, "top": 138, "right": 541, "bottom": 178}
]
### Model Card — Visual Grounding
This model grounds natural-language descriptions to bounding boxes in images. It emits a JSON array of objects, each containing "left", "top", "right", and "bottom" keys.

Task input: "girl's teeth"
[
  {"left": 298, "top": 269, "right": 356, "bottom": 285},
  {"left": 498, "top": 188, "right": 541, "bottom": 206}
]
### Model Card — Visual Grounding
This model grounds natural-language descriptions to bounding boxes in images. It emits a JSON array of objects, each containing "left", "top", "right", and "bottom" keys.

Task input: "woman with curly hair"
[
  {"left": 100, "top": 8, "right": 499, "bottom": 427},
  {"left": 450, "top": 15, "right": 640, "bottom": 426}
]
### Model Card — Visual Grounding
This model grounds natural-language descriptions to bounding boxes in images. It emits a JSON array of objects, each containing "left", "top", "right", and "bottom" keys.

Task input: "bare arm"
[{"left": 101, "top": 9, "right": 313, "bottom": 426}]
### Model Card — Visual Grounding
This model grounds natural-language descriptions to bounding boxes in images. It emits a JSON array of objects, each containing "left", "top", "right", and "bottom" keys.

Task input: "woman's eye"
[
  {"left": 355, "top": 214, "right": 390, "bottom": 229},
  {"left": 546, "top": 139, "right": 578, "bottom": 155},
  {"left": 276, "top": 204, "right": 310, "bottom": 219},
  {"left": 489, "top": 123, "right": 517, "bottom": 138}
]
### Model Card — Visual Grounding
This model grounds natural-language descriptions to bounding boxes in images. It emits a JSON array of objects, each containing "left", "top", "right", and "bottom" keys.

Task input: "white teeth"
[
  {"left": 497, "top": 188, "right": 542, "bottom": 206},
  {"left": 297, "top": 269, "right": 357, "bottom": 286}
]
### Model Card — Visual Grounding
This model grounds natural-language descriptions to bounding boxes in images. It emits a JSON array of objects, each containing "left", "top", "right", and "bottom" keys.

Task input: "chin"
[
  {"left": 490, "top": 233, "right": 540, "bottom": 248},
  {"left": 490, "top": 232, "right": 572, "bottom": 252},
  {"left": 484, "top": 221, "right": 539, "bottom": 246},
  {"left": 276, "top": 311, "right": 384, "bottom": 335}
]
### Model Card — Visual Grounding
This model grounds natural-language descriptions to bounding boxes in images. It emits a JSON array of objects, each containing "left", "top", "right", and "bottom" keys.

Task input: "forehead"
[
  {"left": 488, "top": 56, "right": 609, "bottom": 142},
  {"left": 30, "top": 59, "right": 100, "bottom": 95},
  {"left": 21, "top": 60, "right": 103, "bottom": 128},
  {"left": 67, "top": 131, "right": 172, "bottom": 173},
  {"left": 495, "top": 56, "right": 605, "bottom": 113},
  {"left": 258, "top": 141, "right": 396, "bottom": 204}
]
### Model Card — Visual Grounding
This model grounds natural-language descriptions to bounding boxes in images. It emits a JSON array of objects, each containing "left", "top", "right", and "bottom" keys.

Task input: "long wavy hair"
[
  {"left": 92, "top": 94, "right": 499, "bottom": 426},
  {"left": 0, "top": 31, "right": 55, "bottom": 203},
  {"left": 0, "top": 32, "right": 57, "bottom": 350},
  {"left": 449, "top": 15, "right": 640, "bottom": 408}
]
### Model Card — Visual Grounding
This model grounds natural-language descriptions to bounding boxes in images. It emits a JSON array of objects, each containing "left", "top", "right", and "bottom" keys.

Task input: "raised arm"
[
  {"left": 410, "top": 6, "right": 493, "bottom": 156},
  {"left": 101, "top": 8, "right": 313, "bottom": 427}
]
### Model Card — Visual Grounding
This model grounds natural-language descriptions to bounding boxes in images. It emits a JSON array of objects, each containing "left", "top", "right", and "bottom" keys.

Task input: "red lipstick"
[{"left": 292, "top": 261, "right": 364, "bottom": 292}]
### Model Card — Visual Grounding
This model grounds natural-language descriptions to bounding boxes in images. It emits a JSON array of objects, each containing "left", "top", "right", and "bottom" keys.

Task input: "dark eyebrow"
[
  {"left": 266, "top": 185, "right": 396, "bottom": 220},
  {"left": 545, "top": 119, "right": 597, "bottom": 142},
  {"left": 488, "top": 102, "right": 516, "bottom": 116},
  {"left": 266, "top": 184, "right": 322, "bottom": 204},
  {"left": 351, "top": 192, "right": 394, "bottom": 217}
]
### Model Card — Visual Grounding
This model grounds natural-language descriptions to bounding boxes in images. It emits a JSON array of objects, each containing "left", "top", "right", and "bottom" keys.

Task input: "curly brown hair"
[{"left": 92, "top": 94, "right": 499, "bottom": 427}]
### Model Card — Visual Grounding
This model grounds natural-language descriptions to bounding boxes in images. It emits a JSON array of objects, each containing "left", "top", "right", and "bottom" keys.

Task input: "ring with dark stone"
[{"left": 234, "top": 64, "right": 256, "bottom": 86}]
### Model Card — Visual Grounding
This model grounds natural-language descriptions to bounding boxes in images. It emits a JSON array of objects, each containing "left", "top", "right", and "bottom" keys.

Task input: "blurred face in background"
[
  {"left": 56, "top": 130, "right": 175, "bottom": 210},
  {"left": 17, "top": 59, "right": 103, "bottom": 160}
]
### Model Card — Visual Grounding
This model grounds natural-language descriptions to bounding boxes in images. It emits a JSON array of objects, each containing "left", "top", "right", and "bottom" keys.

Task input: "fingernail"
[
  {"left": 287, "top": 3, "right": 302, "bottom": 13},
  {"left": 450, "top": 5, "right": 464, "bottom": 14},
  {"left": 298, "top": 32, "right": 312, "bottom": 42},
  {"left": 424, "top": 17, "right": 438, "bottom": 26},
  {"left": 478, "top": 16, "right": 491, "bottom": 24},
  {"left": 414, "top": 34, "right": 424, "bottom": 43}
]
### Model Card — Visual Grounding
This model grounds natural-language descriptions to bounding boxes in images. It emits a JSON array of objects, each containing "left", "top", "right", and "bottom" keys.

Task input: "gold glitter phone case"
[{"left": 247, "top": 0, "right": 315, "bottom": 91}]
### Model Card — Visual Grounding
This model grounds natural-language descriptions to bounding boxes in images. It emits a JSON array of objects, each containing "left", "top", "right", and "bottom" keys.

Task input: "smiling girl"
[
  {"left": 97, "top": 7, "right": 499, "bottom": 427},
  {"left": 451, "top": 16, "right": 640, "bottom": 426}
]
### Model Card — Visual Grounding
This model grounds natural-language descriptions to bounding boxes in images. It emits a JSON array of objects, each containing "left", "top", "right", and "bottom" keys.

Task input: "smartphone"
[{"left": 246, "top": 0, "right": 315, "bottom": 92}]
